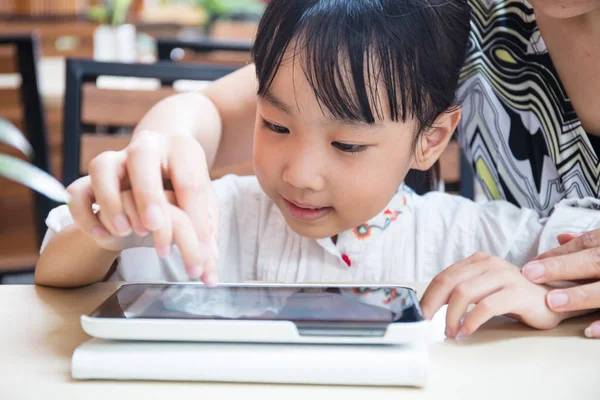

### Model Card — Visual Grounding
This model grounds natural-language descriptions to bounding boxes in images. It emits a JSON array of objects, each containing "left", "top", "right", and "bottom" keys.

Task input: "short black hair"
[{"left": 253, "top": 0, "right": 471, "bottom": 136}]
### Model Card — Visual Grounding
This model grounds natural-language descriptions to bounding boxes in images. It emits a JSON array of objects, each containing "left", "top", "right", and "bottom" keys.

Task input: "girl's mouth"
[{"left": 283, "top": 198, "right": 333, "bottom": 221}]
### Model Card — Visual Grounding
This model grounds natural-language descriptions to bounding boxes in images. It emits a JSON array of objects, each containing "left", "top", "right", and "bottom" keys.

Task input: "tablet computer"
[{"left": 81, "top": 283, "right": 427, "bottom": 345}]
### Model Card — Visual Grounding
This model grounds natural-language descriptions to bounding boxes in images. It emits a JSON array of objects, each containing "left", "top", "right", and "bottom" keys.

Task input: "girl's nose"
[{"left": 281, "top": 144, "right": 326, "bottom": 192}]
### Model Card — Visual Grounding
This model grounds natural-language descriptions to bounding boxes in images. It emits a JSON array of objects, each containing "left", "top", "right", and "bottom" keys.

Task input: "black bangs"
[{"left": 252, "top": 0, "right": 471, "bottom": 130}]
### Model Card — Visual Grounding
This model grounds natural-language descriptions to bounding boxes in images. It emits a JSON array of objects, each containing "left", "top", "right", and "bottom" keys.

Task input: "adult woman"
[{"left": 421, "top": 0, "right": 600, "bottom": 338}]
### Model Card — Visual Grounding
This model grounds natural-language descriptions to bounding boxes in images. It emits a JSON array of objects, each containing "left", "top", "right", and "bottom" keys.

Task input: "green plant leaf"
[
  {"left": 0, "top": 154, "right": 69, "bottom": 204},
  {"left": 199, "top": 0, "right": 264, "bottom": 17},
  {"left": 0, "top": 118, "right": 33, "bottom": 159},
  {"left": 88, "top": 5, "right": 109, "bottom": 24},
  {"left": 112, "top": 0, "right": 133, "bottom": 26}
]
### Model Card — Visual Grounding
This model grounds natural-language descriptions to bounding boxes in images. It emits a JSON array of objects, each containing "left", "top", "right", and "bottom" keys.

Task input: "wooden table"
[{"left": 1, "top": 282, "right": 599, "bottom": 399}]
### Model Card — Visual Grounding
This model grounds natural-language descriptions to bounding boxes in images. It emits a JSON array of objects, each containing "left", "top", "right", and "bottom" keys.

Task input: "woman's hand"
[
  {"left": 66, "top": 130, "right": 220, "bottom": 285},
  {"left": 522, "top": 230, "right": 600, "bottom": 338},
  {"left": 420, "top": 253, "right": 568, "bottom": 338}
]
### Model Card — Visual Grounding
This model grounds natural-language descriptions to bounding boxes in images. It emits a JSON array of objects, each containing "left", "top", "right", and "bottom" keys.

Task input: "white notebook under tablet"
[{"left": 72, "top": 338, "right": 429, "bottom": 387}]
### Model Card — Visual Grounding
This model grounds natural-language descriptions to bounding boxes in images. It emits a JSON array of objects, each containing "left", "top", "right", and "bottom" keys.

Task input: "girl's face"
[{"left": 252, "top": 60, "right": 431, "bottom": 239}]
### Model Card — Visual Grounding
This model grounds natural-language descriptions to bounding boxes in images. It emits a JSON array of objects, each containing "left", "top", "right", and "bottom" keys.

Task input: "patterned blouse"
[{"left": 458, "top": 0, "right": 600, "bottom": 217}]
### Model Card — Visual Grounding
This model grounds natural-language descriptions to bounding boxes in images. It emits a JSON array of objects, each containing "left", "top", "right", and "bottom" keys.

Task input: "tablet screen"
[{"left": 90, "top": 284, "right": 423, "bottom": 324}]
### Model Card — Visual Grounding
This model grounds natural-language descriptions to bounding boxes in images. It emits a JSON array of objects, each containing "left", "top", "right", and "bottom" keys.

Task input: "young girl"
[{"left": 35, "top": 0, "right": 600, "bottom": 337}]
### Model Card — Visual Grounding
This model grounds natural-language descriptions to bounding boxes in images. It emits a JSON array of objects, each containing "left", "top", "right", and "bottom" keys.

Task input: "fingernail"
[
  {"left": 135, "top": 228, "right": 150, "bottom": 237},
  {"left": 458, "top": 326, "right": 469, "bottom": 337},
  {"left": 204, "top": 272, "right": 219, "bottom": 287},
  {"left": 91, "top": 226, "right": 109, "bottom": 238},
  {"left": 444, "top": 327, "right": 452, "bottom": 337},
  {"left": 145, "top": 204, "right": 164, "bottom": 231},
  {"left": 522, "top": 262, "right": 545, "bottom": 281},
  {"left": 189, "top": 264, "right": 204, "bottom": 279},
  {"left": 113, "top": 214, "right": 132, "bottom": 236},
  {"left": 584, "top": 325, "right": 600, "bottom": 338},
  {"left": 548, "top": 292, "right": 569, "bottom": 308}
]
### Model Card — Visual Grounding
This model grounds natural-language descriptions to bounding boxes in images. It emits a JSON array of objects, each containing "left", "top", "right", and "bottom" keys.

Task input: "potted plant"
[
  {"left": 0, "top": 118, "right": 69, "bottom": 205},
  {"left": 88, "top": 0, "right": 137, "bottom": 63},
  {"left": 196, "top": 0, "right": 265, "bottom": 36}
]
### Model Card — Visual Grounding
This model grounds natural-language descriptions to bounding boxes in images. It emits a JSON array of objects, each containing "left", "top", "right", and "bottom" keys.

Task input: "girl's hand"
[
  {"left": 420, "top": 253, "right": 569, "bottom": 338},
  {"left": 67, "top": 180, "right": 154, "bottom": 252},
  {"left": 65, "top": 131, "right": 220, "bottom": 285}
]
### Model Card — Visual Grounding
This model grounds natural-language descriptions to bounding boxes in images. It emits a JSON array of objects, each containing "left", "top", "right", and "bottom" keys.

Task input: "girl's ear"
[{"left": 411, "top": 107, "right": 462, "bottom": 171}]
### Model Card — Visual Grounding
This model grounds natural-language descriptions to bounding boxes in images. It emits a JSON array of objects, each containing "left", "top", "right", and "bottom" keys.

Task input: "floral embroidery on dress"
[
  {"left": 352, "top": 204, "right": 405, "bottom": 240},
  {"left": 352, "top": 224, "right": 373, "bottom": 239}
]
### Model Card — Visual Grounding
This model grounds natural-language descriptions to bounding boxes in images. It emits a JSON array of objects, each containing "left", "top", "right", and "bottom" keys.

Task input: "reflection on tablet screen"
[{"left": 108, "top": 285, "right": 420, "bottom": 323}]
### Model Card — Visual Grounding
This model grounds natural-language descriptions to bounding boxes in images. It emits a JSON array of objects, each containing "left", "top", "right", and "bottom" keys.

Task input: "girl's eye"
[
  {"left": 262, "top": 119, "right": 290, "bottom": 134},
  {"left": 332, "top": 141, "right": 369, "bottom": 153}
]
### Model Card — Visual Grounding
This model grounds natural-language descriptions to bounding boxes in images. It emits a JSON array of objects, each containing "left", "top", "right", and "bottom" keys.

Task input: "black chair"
[
  {"left": 0, "top": 33, "right": 53, "bottom": 245},
  {"left": 156, "top": 37, "right": 253, "bottom": 63},
  {"left": 404, "top": 152, "right": 475, "bottom": 198},
  {"left": 459, "top": 151, "right": 475, "bottom": 199},
  {"left": 156, "top": 37, "right": 253, "bottom": 86},
  {"left": 61, "top": 59, "right": 240, "bottom": 186},
  {"left": 0, "top": 33, "right": 53, "bottom": 282}
]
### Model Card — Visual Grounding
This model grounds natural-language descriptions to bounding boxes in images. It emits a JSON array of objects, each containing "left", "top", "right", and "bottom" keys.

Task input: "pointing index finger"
[{"left": 536, "top": 229, "right": 600, "bottom": 261}]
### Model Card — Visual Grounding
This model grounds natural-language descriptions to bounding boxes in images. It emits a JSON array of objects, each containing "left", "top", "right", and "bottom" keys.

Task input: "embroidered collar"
[
  {"left": 316, "top": 183, "right": 414, "bottom": 256},
  {"left": 347, "top": 183, "right": 413, "bottom": 241}
]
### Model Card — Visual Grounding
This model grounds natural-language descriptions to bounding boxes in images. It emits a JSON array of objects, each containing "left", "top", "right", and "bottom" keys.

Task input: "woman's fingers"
[
  {"left": 88, "top": 150, "right": 131, "bottom": 237},
  {"left": 523, "top": 247, "right": 600, "bottom": 284},
  {"left": 585, "top": 320, "right": 600, "bottom": 338},
  {"left": 534, "top": 229, "right": 600, "bottom": 261},
  {"left": 67, "top": 176, "right": 109, "bottom": 239},
  {"left": 557, "top": 233, "right": 581, "bottom": 246},
  {"left": 546, "top": 280, "right": 600, "bottom": 312}
]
